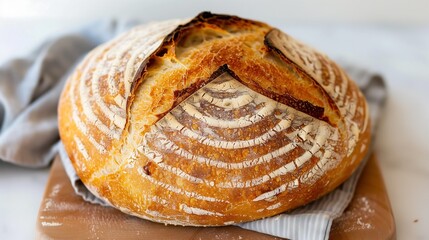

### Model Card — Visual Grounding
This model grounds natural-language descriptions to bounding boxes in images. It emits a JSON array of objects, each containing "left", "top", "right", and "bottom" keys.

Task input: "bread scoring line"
[
  {"left": 137, "top": 167, "right": 227, "bottom": 203},
  {"left": 162, "top": 112, "right": 293, "bottom": 149},
  {"left": 197, "top": 90, "right": 255, "bottom": 110},
  {"left": 267, "top": 29, "right": 366, "bottom": 155},
  {"left": 179, "top": 101, "right": 275, "bottom": 128}
]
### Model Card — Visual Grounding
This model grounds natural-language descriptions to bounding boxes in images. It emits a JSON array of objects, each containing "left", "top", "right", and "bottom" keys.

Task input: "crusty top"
[{"left": 58, "top": 12, "right": 371, "bottom": 226}]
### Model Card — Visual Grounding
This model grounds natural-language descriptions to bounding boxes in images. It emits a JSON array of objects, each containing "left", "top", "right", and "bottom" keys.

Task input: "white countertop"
[{"left": 0, "top": 20, "right": 428, "bottom": 239}]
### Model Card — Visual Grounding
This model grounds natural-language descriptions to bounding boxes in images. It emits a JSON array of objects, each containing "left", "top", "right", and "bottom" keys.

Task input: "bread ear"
[{"left": 265, "top": 28, "right": 370, "bottom": 155}]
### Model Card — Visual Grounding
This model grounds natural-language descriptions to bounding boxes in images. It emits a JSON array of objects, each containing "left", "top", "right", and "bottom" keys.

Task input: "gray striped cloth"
[{"left": 0, "top": 20, "right": 386, "bottom": 240}]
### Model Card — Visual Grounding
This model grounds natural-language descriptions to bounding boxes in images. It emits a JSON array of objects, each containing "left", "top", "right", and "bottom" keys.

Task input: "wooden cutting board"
[{"left": 36, "top": 154, "right": 395, "bottom": 239}]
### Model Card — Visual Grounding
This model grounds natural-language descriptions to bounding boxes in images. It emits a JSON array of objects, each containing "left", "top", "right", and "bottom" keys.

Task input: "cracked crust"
[{"left": 58, "top": 12, "right": 371, "bottom": 226}]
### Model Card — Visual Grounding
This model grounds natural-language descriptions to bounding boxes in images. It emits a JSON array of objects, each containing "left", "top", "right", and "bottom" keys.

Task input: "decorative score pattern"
[{"left": 134, "top": 72, "right": 342, "bottom": 220}]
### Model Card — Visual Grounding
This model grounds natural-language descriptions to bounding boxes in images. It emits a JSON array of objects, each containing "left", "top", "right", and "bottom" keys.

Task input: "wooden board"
[{"left": 36, "top": 154, "right": 395, "bottom": 240}]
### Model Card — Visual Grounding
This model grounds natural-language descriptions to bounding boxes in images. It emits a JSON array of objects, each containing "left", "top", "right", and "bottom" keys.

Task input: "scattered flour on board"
[
  {"left": 41, "top": 222, "right": 63, "bottom": 227},
  {"left": 43, "top": 199, "right": 53, "bottom": 211},
  {"left": 332, "top": 196, "right": 376, "bottom": 233},
  {"left": 50, "top": 184, "right": 62, "bottom": 197},
  {"left": 43, "top": 184, "right": 63, "bottom": 211}
]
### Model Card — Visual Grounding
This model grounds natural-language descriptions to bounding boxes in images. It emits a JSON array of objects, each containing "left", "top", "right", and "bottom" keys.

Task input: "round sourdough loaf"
[{"left": 58, "top": 12, "right": 371, "bottom": 226}]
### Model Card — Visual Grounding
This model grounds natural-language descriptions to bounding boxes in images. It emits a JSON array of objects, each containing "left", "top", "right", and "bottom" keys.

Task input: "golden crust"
[{"left": 58, "top": 12, "right": 371, "bottom": 226}]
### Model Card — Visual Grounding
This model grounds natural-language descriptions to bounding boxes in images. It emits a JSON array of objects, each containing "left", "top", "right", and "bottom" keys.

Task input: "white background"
[
  {"left": 1, "top": 0, "right": 429, "bottom": 24},
  {"left": 0, "top": 0, "right": 429, "bottom": 239},
  {"left": 1, "top": 0, "right": 429, "bottom": 64}
]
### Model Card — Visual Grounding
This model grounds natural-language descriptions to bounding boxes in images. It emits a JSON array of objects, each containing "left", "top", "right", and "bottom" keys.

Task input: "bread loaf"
[{"left": 58, "top": 12, "right": 371, "bottom": 226}]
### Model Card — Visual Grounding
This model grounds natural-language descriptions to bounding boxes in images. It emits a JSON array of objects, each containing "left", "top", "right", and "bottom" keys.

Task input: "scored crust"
[{"left": 58, "top": 12, "right": 371, "bottom": 226}]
